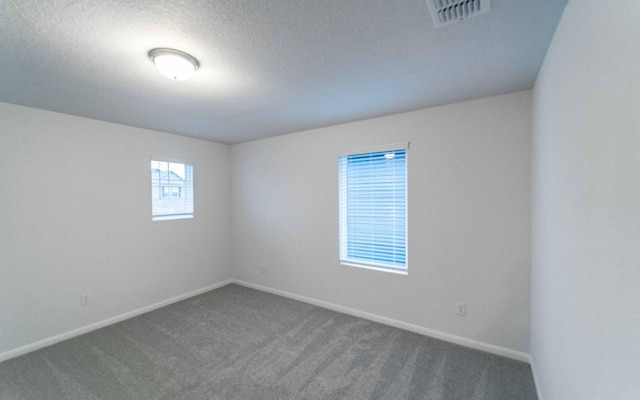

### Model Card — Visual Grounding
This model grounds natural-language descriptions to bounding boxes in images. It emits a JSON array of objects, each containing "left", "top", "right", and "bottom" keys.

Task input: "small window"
[
  {"left": 151, "top": 159, "right": 193, "bottom": 221},
  {"left": 339, "top": 144, "right": 408, "bottom": 274}
]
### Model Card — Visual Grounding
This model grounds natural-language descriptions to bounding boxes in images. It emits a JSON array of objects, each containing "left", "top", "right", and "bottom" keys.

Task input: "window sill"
[
  {"left": 340, "top": 261, "right": 408, "bottom": 276},
  {"left": 152, "top": 214, "right": 193, "bottom": 222}
]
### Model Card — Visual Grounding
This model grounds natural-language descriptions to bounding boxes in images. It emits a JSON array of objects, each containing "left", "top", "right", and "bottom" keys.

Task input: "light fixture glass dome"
[{"left": 149, "top": 48, "right": 199, "bottom": 81}]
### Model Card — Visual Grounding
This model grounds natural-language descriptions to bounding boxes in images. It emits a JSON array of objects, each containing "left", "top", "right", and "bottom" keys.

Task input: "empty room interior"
[{"left": 1, "top": 0, "right": 638, "bottom": 399}]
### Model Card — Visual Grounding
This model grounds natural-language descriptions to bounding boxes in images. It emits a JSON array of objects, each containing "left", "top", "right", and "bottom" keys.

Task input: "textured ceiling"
[{"left": 0, "top": 0, "right": 568, "bottom": 144}]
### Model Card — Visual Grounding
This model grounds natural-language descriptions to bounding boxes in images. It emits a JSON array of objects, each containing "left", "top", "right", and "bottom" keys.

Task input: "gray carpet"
[{"left": 0, "top": 284, "right": 537, "bottom": 399}]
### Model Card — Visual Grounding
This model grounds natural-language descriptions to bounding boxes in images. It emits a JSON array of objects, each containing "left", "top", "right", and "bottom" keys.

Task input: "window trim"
[{"left": 338, "top": 142, "right": 409, "bottom": 274}]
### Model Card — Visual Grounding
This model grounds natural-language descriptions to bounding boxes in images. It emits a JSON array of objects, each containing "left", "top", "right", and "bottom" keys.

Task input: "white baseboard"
[
  {"left": 2, "top": 279, "right": 530, "bottom": 365},
  {"left": 0, "top": 279, "right": 233, "bottom": 363},
  {"left": 530, "top": 354, "right": 544, "bottom": 399},
  {"left": 232, "top": 279, "right": 530, "bottom": 363}
]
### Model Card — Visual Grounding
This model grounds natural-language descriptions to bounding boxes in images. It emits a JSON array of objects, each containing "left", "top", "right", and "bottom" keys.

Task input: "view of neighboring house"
[
  {"left": 151, "top": 169, "right": 185, "bottom": 200},
  {"left": 150, "top": 168, "right": 191, "bottom": 218}
]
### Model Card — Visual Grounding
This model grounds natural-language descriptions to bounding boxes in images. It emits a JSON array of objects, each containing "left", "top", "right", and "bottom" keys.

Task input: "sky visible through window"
[
  {"left": 151, "top": 161, "right": 185, "bottom": 179},
  {"left": 151, "top": 160, "right": 185, "bottom": 179}
]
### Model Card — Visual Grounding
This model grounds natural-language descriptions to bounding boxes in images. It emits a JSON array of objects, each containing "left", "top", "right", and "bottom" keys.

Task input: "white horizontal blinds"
[
  {"left": 339, "top": 148, "right": 407, "bottom": 270},
  {"left": 151, "top": 160, "right": 194, "bottom": 220}
]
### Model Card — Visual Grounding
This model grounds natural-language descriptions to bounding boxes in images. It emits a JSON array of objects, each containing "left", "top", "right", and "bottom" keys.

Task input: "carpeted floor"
[{"left": 0, "top": 284, "right": 537, "bottom": 399}]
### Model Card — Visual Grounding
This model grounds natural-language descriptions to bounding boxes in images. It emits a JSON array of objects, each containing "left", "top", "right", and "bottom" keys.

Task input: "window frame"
[
  {"left": 338, "top": 142, "right": 409, "bottom": 275},
  {"left": 151, "top": 157, "right": 194, "bottom": 221}
]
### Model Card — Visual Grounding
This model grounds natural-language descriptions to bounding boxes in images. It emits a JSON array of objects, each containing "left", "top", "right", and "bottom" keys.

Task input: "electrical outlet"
[
  {"left": 456, "top": 302, "right": 466, "bottom": 316},
  {"left": 80, "top": 293, "right": 91, "bottom": 307},
  {"left": 260, "top": 264, "right": 269, "bottom": 274}
]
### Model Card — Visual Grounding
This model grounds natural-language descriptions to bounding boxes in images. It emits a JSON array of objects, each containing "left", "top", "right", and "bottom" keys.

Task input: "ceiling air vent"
[{"left": 427, "top": 0, "right": 491, "bottom": 28}]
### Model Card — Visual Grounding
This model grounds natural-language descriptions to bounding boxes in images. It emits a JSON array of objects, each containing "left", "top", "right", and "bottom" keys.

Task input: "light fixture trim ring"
[{"left": 148, "top": 48, "right": 200, "bottom": 71}]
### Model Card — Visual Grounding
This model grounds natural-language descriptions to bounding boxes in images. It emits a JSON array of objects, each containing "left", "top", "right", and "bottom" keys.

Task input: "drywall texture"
[
  {"left": 0, "top": 103, "right": 231, "bottom": 356},
  {"left": 0, "top": 0, "right": 566, "bottom": 143},
  {"left": 531, "top": 1, "right": 640, "bottom": 399},
  {"left": 231, "top": 91, "right": 532, "bottom": 353}
]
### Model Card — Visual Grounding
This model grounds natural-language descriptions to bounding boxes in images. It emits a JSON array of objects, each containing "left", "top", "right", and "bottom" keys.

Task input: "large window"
[
  {"left": 339, "top": 144, "right": 408, "bottom": 273},
  {"left": 151, "top": 159, "right": 193, "bottom": 221}
]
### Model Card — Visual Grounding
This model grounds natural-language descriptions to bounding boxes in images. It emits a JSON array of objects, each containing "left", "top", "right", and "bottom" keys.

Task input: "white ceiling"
[{"left": 0, "top": 0, "right": 568, "bottom": 144}]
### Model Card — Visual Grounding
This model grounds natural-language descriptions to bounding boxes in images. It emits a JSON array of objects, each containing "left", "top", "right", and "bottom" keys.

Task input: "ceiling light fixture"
[{"left": 149, "top": 48, "right": 199, "bottom": 81}]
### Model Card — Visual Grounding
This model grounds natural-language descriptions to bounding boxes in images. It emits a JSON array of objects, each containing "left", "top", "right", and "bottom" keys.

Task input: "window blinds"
[{"left": 339, "top": 148, "right": 407, "bottom": 271}]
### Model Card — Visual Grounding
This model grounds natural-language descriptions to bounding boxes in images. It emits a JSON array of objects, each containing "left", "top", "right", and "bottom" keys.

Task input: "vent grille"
[{"left": 427, "top": 0, "right": 491, "bottom": 28}]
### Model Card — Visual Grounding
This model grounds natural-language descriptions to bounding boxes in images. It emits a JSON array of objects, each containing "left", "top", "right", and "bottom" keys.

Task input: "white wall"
[
  {"left": 531, "top": 1, "right": 640, "bottom": 398},
  {"left": 0, "top": 103, "right": 231, "bottom": 358},
  {"left": 231, "top": 91, "right": 532, "bottom": 354}
]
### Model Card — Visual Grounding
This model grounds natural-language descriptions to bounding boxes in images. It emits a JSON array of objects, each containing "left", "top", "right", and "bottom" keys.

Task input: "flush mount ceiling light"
[{"left": 148, "top": 48, "right": 199, "bottom": 81}]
